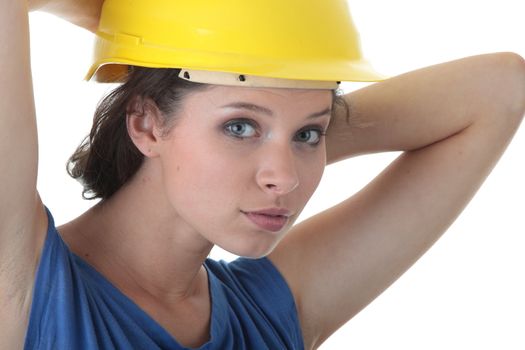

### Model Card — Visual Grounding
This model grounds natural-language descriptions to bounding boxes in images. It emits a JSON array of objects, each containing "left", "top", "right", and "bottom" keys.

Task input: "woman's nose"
[{"left": 255, "top": 144, "right": 299, "bottom": 195}]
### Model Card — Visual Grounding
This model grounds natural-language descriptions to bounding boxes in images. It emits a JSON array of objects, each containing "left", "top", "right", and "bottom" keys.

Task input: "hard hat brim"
[{"left": 86, "top": 56, "right": 386, "bottom": 86}]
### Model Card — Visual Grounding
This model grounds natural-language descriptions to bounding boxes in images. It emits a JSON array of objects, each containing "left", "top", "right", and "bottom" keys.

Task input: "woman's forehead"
[{"left": 186, "top": 85, "right": 334, "bottom": 110}]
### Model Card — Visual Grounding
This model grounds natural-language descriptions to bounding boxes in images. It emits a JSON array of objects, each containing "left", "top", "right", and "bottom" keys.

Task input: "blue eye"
[
  {"left": 294, "top": 128, "right": 324, "bottom": 145},
  {"left": 224, "top": 119, "right": 258, "bottom": 138}
]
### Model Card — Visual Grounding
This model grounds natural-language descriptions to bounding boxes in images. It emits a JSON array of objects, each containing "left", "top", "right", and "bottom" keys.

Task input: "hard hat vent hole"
[
  {"left": 183, "top": 71, "right": 190, "bottom": 79},
  {"left": 238, "top": 75, "right": 246, "bottom": 82}
]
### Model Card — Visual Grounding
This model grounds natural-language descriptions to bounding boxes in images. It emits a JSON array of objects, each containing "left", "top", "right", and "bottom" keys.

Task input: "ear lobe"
[{"left": 126, "top": 96, "right": 162, "bottom": 157}]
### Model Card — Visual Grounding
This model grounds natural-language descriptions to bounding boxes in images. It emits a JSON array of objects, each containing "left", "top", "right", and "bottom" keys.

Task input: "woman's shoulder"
[{"left": 24, "top": 207, "right": 179, "bottom": 349}]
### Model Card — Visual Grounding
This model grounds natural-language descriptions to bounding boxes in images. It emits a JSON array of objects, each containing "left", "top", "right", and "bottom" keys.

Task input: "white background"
[{"left": 29, "top": 0, "right": 524, "bottom": 349}]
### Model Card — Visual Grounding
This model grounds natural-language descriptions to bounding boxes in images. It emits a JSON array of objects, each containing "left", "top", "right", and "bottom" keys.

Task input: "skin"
[
  {"left": 59, "top": 86, "right": 332, "bottom": 346},
  {"left": 1, "top": 1, "right": 525, "bottom": 349}
]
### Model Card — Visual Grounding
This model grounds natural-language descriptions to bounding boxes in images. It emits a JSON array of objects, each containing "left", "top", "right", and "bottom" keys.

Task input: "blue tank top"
[{"left": 24, "top": 209, "right": 304, "bottom": 349}]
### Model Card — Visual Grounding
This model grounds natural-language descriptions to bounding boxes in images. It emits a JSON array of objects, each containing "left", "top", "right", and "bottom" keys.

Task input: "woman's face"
[{"left": 155, "top": 85, "right": 333, "bottom": 258}]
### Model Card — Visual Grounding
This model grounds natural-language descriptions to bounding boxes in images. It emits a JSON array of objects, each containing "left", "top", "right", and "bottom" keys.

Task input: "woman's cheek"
[{"left": 299, "top": 154, "right": 326, "bottom": 197}]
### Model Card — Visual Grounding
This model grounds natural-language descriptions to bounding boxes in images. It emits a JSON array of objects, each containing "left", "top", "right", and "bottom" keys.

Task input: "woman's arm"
[
  {"left": 268, "top": 52, "right": 525, "bottom": 349},
  {"left": 0, "top": 1, "right": 46, "bottom": 348},
  {"left": 0, "top": 1, "right": 102, "bottom": 347},
  {"left": 327, "top": 53, "right": 525, "bottom": 161}
]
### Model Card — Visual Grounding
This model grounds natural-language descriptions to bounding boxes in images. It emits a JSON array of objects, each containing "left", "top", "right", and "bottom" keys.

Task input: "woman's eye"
[
  {"left": 294, "top": 128, "right": 324, "bottom": 145},
  {"left": 224, "top": 120, "right": 258, "bottom": 139}
]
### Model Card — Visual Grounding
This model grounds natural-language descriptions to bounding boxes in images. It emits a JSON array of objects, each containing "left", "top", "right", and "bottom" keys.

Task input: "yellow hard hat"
[{"left": 86, "top": 0, "right": 383, "bottom": 87}]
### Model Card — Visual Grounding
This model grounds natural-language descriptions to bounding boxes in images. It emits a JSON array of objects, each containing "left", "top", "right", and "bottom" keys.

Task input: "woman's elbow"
[{"left": 489, "top": 52, "right": 525, "bottom": 120}]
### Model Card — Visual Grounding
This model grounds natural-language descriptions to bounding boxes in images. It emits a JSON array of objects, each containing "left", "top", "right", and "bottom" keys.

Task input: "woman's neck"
[{"left": 59, "top": 162, "right": 214, "bottom": 304}]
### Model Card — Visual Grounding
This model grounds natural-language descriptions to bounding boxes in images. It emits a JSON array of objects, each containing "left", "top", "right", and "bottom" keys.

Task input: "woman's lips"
[{"left": 242, "top": 211, "right": 290, "bottom": 232}]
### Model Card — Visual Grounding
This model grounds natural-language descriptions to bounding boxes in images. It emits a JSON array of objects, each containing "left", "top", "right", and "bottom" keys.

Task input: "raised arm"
[
  {"left": 0, "top": 1, "right": 46, "bottom": 348},
  {"left": 268, "top": 53, "right": 525, "bottom": 349},
  {"left": 0, "top": 1, "right": 103, "bottom": 348},
  {"left": 326, "top": 53, "right": 525, "bottom": 162}
]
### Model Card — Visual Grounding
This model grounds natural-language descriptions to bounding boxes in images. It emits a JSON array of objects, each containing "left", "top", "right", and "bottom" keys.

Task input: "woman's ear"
[{"left": 126, "top": 95, "right": 163, "bottom": 157}]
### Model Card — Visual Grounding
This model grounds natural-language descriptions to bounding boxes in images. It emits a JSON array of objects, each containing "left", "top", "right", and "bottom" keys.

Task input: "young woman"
[{"left": 1, "top": 0, "right": 524, "bottom": 349}]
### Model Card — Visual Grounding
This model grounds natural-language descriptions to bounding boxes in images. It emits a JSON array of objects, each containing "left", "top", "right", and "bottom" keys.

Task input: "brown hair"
[
  {"left": 67, "top": 67, "right": 208, "bottom": 200},
  {"left": 68, "top": 67, "right": 348, "bottom": 200}
]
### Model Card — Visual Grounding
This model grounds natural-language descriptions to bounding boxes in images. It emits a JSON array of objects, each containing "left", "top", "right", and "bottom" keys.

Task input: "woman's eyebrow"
[
  {"left": 220, "top": 102, "right": 332, "bottom": 119},
  {"left": 308, "top": 107, "right": 333, "bottom": 119},
  {"left": 220, "top": 102, "right": 273, "bottom": 116}
]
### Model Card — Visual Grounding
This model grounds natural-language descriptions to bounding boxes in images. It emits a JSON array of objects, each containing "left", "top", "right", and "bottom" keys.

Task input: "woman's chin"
[{"left": 221, "top": 240, "right": 279, "bottom": 260}]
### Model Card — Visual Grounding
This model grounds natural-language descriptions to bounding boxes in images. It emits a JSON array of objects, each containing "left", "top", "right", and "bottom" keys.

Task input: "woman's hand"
[{"left": 29, "top": 0, "right": 104, "bottom": 33}]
